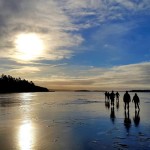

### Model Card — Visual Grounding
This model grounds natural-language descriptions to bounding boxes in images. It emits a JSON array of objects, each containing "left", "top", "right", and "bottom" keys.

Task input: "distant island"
[
  {"left": 74, "top": 90, "right": 104, "bottom": 92},
  {"left": 130, "top": 90, "right": 150, "bottom": 92},
  {"left": 0, "top": 74, "right": 49, "bottom": 93},
  {"left": 75, "top": 90, "right": 91, "bottom": 92}
]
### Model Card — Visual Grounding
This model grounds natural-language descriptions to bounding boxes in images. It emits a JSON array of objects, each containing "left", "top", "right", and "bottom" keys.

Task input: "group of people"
[
  {"left": 105, "top": 91, "right": 140, "bottom": 131},
  {"left": 105, "top": 91, "right": 119, "bottom": 110},
  {"left": 105, "top": 91, "right": 120, "bottom": 106},
  {"left": 105, "top": 91, "right": 140, "bottom": 110},
  {"left": 123, "top": 91, "right": 140, "bottom": 110}
]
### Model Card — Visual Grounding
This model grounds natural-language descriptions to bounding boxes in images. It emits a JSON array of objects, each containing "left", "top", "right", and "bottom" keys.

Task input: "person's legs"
[
  {"left": 112, "top": 99, "right": 114, "bottom": 106},
  {"left": 137, "top": 103, "right": 140, "bottom": 109},
  {"left": 127, "top": 103, "right": 129, "bottom": 110},
  {"left": 135, "top": 103, "right": 137, "bottom": 109}
]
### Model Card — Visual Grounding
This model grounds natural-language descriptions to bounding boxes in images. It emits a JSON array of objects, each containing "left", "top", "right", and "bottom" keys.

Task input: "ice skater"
[
  {"left": 107, "top": 92, "right": 110, "bottom": 101},
  {"left": 132, "top": 93, "right": 140, "bottom": 110},
  {"left": 123, "top": 91, "right": 131, "bottom": 110},
  {"left": 104, "top": 91, "right": 108, "bottom": 101},
  {"left": 105, "top": 100, "right": 110, "bottom": 109},
  {"left": 110, "top": 91, "right": 115, "bottom": 107},
  {"left": 116, "top": 91, "right": 120, "bottom": 102}
]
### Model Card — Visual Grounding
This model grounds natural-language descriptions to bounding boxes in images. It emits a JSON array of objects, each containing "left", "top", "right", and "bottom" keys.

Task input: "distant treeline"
[{"left": 0, "top": 74, "right": 49, "bottom": 93}]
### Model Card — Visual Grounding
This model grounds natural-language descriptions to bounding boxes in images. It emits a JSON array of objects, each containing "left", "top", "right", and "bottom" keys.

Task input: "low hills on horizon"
[{"left": 0, "top": 74, "right": 49, "bottom": 93}]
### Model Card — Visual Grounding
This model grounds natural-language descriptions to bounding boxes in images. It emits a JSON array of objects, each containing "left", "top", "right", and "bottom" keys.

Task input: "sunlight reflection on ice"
[
  {"left": 18, "top": 93, "right": 34, "bottom": 149},
  {"left": 18, "top": 122, "right": 34, "bottom": 150},
  {"left": 19, "top": 93, "right": 33, "bottom": 101}
]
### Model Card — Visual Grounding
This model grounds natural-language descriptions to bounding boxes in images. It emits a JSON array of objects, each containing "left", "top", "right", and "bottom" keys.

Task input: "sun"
[{"left": 15, "top": 33, "right": 44, "bottom": 61}]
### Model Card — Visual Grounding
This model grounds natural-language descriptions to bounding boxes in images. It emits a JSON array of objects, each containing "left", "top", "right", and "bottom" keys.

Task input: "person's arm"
[
  {"left": 132, "top": 96, "right": 134, "bottom": 102},
  {"left": 129, "top": 95, "right": 131, "bottom": 102}
]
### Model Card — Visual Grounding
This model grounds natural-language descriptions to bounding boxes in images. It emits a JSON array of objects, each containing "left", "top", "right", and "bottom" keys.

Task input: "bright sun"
[{"left": 15, "top": 33, "right": 44, "bottom": 61}]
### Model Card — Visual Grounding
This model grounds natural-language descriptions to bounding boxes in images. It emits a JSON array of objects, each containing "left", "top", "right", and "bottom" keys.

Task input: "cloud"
[
  {"left": 0, "top": 0, "right": 150, "bottom": 90},
  {"left": 8, "top": 66, "right": 40, "bottom": 74},
  {"left": 59, "top": 0, "right": 150, "bottom": 24},
  {"left": 1, "top": 58, "right": 150, "bottom": 90},
  {"left": 10, "top": 62, "right": 149, "bottom": 90},
  {"left": 0, "top": 0, "right": 83, "bottom": 62},
  {"left": 0, "top": 0, "right": 150, "bottom": 63},
  {"left": 56, "top": 62, "right": 150, "bottom": 90}
]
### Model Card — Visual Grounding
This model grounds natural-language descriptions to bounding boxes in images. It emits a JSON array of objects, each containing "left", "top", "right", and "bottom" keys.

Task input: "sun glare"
[
  {"left": 15, "top": 33, "right": 44, "bottom": 61},
  {"left": 19, "top": 122, "right": 34, "bottom": 150}
]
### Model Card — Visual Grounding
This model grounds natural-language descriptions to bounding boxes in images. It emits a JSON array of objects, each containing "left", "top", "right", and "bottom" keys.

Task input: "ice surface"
[{"left": 0, "top": 92, "right": 150, "bottom": 150}]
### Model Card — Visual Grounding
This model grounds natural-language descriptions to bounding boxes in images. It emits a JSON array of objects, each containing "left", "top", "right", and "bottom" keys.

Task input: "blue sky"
[{"left": 0, "top": 0, "right": 150, "bottom": 90}]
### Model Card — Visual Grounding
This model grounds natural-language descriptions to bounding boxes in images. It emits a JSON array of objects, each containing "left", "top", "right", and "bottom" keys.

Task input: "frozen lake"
[{"left": 0, "top": 92, "right": 150, "bottom": 150}]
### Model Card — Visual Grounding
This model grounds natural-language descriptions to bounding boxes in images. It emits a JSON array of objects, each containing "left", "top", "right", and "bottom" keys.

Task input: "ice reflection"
[
  {"left": 18, "top": 93, "right": 34, "bottom": 150},
  {"left": 19, "top": 93, "right": 32, "bottom": 101},
  {"left": 18, "top": 121, "right": 34, "bottom": 150}
]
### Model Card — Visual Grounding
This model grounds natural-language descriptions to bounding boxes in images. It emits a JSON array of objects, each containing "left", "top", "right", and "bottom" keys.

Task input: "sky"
[{"left": 0, "top": 0, "right": 150, "bottom": 90}]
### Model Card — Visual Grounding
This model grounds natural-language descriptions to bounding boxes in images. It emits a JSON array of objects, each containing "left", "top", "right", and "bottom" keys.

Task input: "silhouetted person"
[
  {"left": 116, "top": 100, "right": 119, "bottom": 110},
  {"left": 107, "top": 92, "right": 110, "bottom": 101},
  {"left": 132, "top": 93, "right": 140, "bottom": 110},
  {"left": 110, "top": 91, "right": 115, "bottom": 106},
  {"left": 123, "top": 91, "right": 131, "bottom": 110},
  {"left": 133, "top": 110, "right": 140, "bottom": 127},
  {"left": 116, "top": 91, "right": 120, "bottom": 102},
  {"left": 105, "top": 91, "right": 107, "bottom": 101},
  {"left": 105, "top": 101, "right": 110, "bottom": 109},
  {"left": 124, "top": 109, "right": 131, "bottom": 133},
  {"left": 110, "top": 107, "right": 115, "bottom": 124}
]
